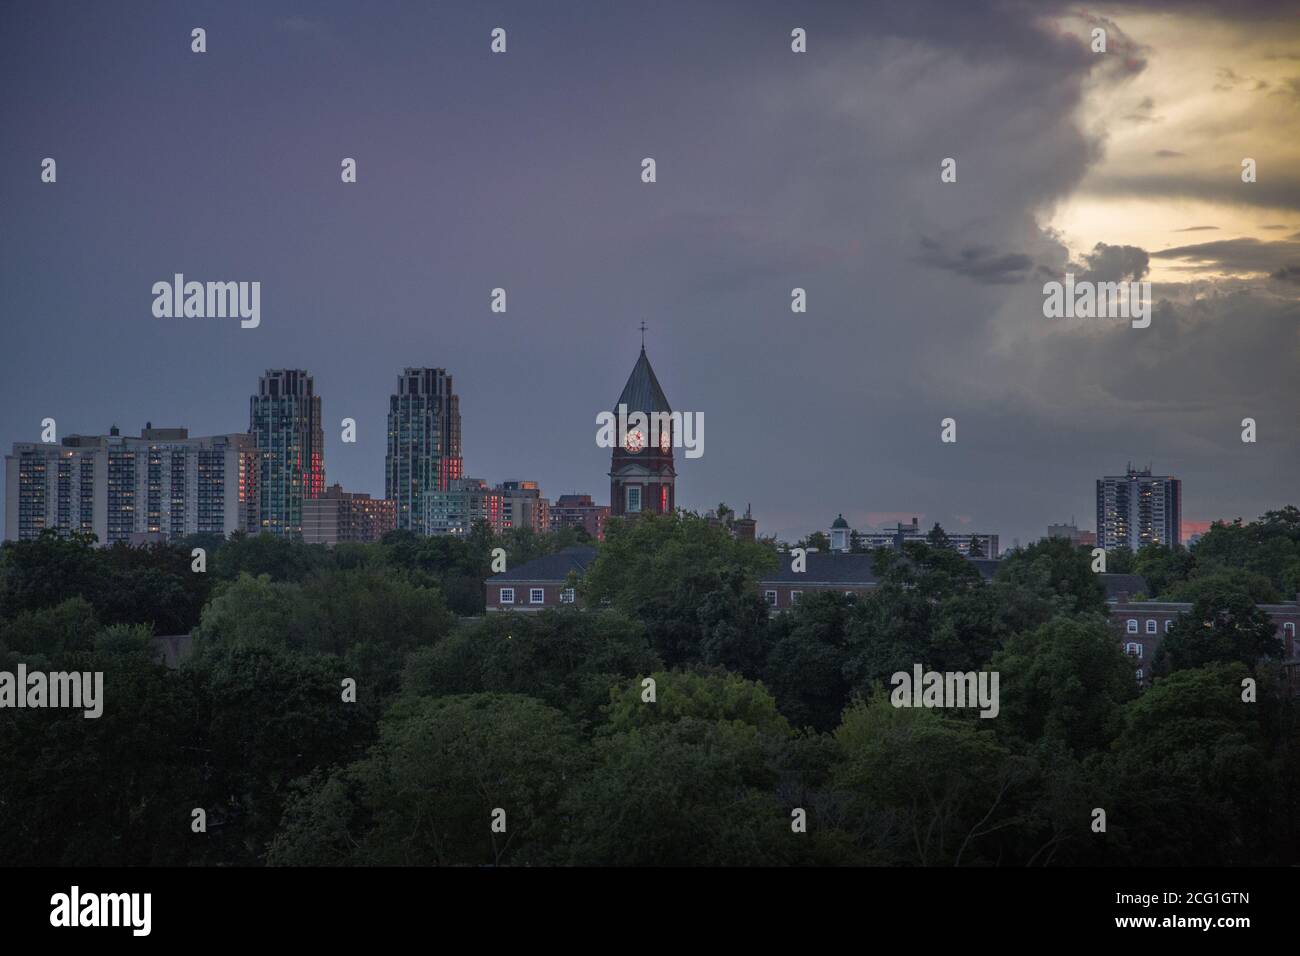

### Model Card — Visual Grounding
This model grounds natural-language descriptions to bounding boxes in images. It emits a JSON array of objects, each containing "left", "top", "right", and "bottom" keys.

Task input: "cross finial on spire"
[{"left": 639, "top": 321, "right": 647, "bottom": 349}]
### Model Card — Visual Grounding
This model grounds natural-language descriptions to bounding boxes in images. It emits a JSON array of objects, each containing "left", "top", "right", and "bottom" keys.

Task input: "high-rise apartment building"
[
  {"left": 250, "top": 369, "right": 325, "bottom": 537},
  {"left": 1096, "top": 465, "right": 1181, "bottom": 551},
  {"left": 386, "top": 368, "right": 462, "bottom": 535},
  {"left": 498, "top": 480, "right": 549, "bottom": 534},
  {"left": 422, "top": 478, "right": 548, "bottom": 538},
  {"left": 423, "top": 477, "right": 501, "bottom": 537},
  {"left": 302, "top": 483, "right": 397, "bottom": 546},
  {"left": 5, "top": 424, "right": 255, "bottom": 544},
  {"left": 1047, "top": 521, "right": 1097, "bottom": 548},
  {"left": 549, "top": 493, "right": 610, "bottom": 540}
]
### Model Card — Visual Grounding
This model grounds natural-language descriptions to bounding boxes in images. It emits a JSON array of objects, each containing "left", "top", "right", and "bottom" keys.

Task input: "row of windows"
[
  {"left": 498, "top": 587, "right": 576, "bottom": 605},
  {"left": 1126, "top": 619, "right": 1173, "bottom": 635},
  {"left": 765, "top": 590, "right": 859, "bottom": 607},
  {"left": 1126, "top": 619, "right": 1296, "bottom": 639}
]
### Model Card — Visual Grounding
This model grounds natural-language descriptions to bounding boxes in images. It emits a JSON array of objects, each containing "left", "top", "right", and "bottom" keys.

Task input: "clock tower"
[{"left": 609, "top": 340, "right": 676, "bottom": 517}]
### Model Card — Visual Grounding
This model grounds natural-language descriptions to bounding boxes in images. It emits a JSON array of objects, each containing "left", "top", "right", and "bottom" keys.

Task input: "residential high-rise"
[
  {"left": 5, "top": 424, "right": 256, "bottom": 544},
  {"left": 1096, "top": 464, "right": 1181, "bottom": 551},
  {"left": 250, "top": 369, "right": 325, "bottom": 537},
  {"left": 302, "top": 483, "right": 397, "bottom": 546},
  {"left": 1047, "top": 521, "right": 1097, "bottom": 548},
  {"left": 609, "top": 345, "right": 676, "bottom": 517},
  {"left": 498, "top": 480, "right": 549, "bottom": 534},
  {"left": 424, "top": 477, "right": 502, "bottom": 537},
  {"left": 386, "top": 368, "right": 462, "bottom": 535},
  {"left": 549, "top": 493, "right": 609, "bottom": 540},
  {"left": 422, "top": 478, "right": 547, "bottom": 537}
]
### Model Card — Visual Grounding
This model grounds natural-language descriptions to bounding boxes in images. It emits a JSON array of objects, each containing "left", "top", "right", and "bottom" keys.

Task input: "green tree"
[
  {"left": 990, "top": 616, "right": 1135, "bottom": 757},
  {"left": 269, "top": 694, "right": 584, "bottom": 866},
  {"left": 1152, "top": 585, "right": 1281, "bottom": 677},
  {"left": 556, "top": 718, "right": 793, "bottom": 865},
  {"left": 601, "top": 669, "right": 791, "bottom": 737},
  {"left": 833, "top": 696, "right": 1028, "bottom": 866},
  {"left": 581, "top": 512, "right": 776, "bottom": 668}
]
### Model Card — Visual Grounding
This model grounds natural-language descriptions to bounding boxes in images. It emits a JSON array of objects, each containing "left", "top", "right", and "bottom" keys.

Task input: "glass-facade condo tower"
[
  {"left": 386, "top": 368, "right": 462, "bottom": 535},
  {"left": 250, "top": 369, "right": 325, "bottom": 537}
]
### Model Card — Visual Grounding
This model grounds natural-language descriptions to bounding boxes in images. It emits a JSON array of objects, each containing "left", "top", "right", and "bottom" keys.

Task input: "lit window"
[
  {"left": 530, "top": 588, "right": 544, "bottom": 604},
  {"left": 764, "top": 590, "right": 778, "bottom": 607},
  {"left": 500, "top": 588, "right": 514, "bottom": 604},
  {"left": 1126, "top": 619, "right": 1138, "bottom": 634},
  {"left": 1145, "top": 620, "right": 1157, "bottom": 634}
]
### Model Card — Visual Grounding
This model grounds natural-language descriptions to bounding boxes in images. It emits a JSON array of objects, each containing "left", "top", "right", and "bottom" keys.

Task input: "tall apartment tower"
[
  {"left": 5, "top": 425, "right": 256, "bottom": 544},
  {"left": 250, "top": 369, "right": 325, "bottom": 537},
  {"left": 386, "top": 367, "right": 462, "bottom": 535},
  {"left": 1096, "top": 464, "right": 1181, "bottom": 551},
  {"left": 609, "top": 345, "right": 676, "bottom": 517}
]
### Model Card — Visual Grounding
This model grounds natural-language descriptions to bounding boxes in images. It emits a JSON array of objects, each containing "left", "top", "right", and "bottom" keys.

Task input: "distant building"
[
  {"left": 302, "top": 484, "right": 396, "bottom": 545},
  {"left": 5, "top": 424, "right": 255, "bottom": 544},
  {"left": 707, "top": 504, "right": 758, "bottom": 542},
  {"left": 759, "top": 552, "right": 1003, "bottom": 610},
  {"left": 386, "top": 368, "right": 462, "bottom": 535},
  {"left": 549, "top": 494, "right": 609, "bottom": 540},
  {"left": 250, "top": 369, "right": 325, "bottom": 537},
  {"left": 424, "top": 478, "right": 501, "bottom": 537},
  {"left": 486, "top": 546, "right": 598, "bottom": 612},
  {"left": 1047, "top": 521, "right": 1097, "bottom": 548},
  {"left": 1108, "top": 588, "right": 1299, "bottom": 689},
  {"left": 1096, "top": 464, "right": 1181, "bottom": 551},
  {"left": 830, "top": 516, "right": 999, "bottom": 558},
  {"left": 609, "top": 345, "right": 675, "bottom": 518},
  {"left": 499, "top": 480, "right": 549, "bottom": 534},
  {"left": 829, "top": 514, "right": 850, "bottom": 552}
]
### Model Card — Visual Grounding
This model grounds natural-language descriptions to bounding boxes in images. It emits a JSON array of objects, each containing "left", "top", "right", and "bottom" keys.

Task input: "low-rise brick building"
[
  {"left": 485, "top": 546, "right": 597, "bottom": 612},
  {"left": 1108, "top": 591, "right": 1300, "bottom": 686}
]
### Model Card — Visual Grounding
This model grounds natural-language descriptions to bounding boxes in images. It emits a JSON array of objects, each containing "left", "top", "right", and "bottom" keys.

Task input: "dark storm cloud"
[
  {"left": 917, "top": 238, "right": 1036, "bottom": 285},
  {"left": 1084, "top": 170, "right": 1300, "bottom": 212},
  {"left": 1075, "top": 242, "right": 1150, "bottom": 282},
  {"left": 1152, "top": 237, "right": 1300, "bottom": 273}
]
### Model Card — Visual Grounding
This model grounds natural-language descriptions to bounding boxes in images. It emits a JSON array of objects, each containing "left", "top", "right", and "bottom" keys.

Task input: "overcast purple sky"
[{"left": 2, "top": 0, "right": 1297, "bottom": 545}]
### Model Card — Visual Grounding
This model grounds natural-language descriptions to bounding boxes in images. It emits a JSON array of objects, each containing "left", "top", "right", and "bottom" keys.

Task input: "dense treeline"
[{"left": 0, "top": 508, "right": 1297, "bottom": 866}]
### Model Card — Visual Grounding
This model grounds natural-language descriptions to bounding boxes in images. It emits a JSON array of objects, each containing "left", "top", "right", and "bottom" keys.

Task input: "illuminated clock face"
[
  {"left": 659, "top": 429, "right": 670, "bottom": 452},
  {"left": 624, "top": 429, "right": 644, "bottom": 452}
]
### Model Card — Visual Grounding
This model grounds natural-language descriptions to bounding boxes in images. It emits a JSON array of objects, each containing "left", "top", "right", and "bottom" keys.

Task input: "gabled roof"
[
  {"left": 489, "top": 546, "right": 598, "bottom": 583},
  {"left": 614, "top": 347, "right": 671, "bottom": 416},
  {"left": 759, "top": 552, "right": 1000, "bottom": 586},
  {"left": 1098, "top": 573, "right": 1149, "bottom": 600}
]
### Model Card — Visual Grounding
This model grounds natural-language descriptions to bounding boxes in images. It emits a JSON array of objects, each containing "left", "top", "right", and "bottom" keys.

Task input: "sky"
[{"left": 1, "top": 0, "right": 1297, "bottom": 546}]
